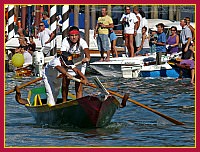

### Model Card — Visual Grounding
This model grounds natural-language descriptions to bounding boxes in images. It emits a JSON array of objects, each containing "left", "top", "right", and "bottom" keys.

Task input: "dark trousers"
[
  {"left": 156, "top": 52, "right": 166, "bottom": 65},
  {"left": 181, "top": 44, "right": 193, "bottom": 59}
]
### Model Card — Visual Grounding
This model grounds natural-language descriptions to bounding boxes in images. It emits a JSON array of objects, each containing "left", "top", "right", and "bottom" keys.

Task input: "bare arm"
[
  {"left": 93, "top": 24, "right": 99, "bottom": 39},
  {"left": 135, "top": 16, "right": 140, "bottom": 30},
  {"left": 184, "top": 37, "right": 191, "bottom": 52},
  {"left": 134, "top": 21, "right": 138, "bottom": 36},
  {"left": 55, "top": 65, "right": 72, "bottom": 79},
  {"left": 72, "top": 67, "right": 88, "bottom": 84},
  {"left": 188, "top": 25, "right": 195, "bottom": 40},
  {"left": 101, "top": 23, "right": 114, "bottom": 29},
  {"left": 138, "top": 34, "right": 145, "bottom": 51},
  {"left": 155, "top": 42, "right": 166, "bottom": 46},
  {"left": 45, "top": 32, "right": 55, "bottom": 44},
  {"left": 82, "top": 48, "right": 90, "bottom": 63}
]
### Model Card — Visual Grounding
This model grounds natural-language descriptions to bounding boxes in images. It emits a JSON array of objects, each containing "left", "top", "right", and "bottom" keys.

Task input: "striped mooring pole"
[
  {"left": 50, "top": 5, "right": 57, "bottom": 55},
  {"left": 27, "top": 5, "right": 32, "bottom": 36},
  {"left": 8, "top": 5, "right": 15, "bottom": 40},
  {"left": 62, "top": 5, "right": 69, "bottom": 40}
]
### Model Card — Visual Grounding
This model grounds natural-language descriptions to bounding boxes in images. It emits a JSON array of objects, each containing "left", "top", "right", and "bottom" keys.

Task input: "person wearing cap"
[
  {"left": 42, "top": 11, "right": 50, "bottom": 28},
  {"left": 154, "top": 23, "right": 166, "bottom": 65},
  {"left": 60, "top": 26, "right": 90, "bottom": 100},
  {"left": 42, "top": 52, "right": 88, "bottom": 106}
]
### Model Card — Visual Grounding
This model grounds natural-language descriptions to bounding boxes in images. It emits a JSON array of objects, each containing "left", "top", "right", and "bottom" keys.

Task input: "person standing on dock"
[
  {"left": 180, "top": 18, "right": 193, "bottom": 60},
  {"left": 154, "top": 23, "right": 166, "bottom": 65},
  {"left": 120, "top": 6, "right": 138, "bottom": 57},
  {"left": 133, "top": 6, "right": 143, "bottom": 51},
  {"left": 41, "top": 11, "right": 50, "bottom": 29},
  {"left": 60, "top": 26, "right": 90, "bottom": 100},
  {"left": 109, "top": 28, "right": 118, "bottom": 58},
  {"left": 94, "top": 7, "right": 114, "bottom": 61}
]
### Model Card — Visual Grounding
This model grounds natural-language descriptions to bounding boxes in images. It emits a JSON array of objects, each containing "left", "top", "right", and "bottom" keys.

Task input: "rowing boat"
[{"left": 22, "top": 87, "right": 120, "bottom": 128}]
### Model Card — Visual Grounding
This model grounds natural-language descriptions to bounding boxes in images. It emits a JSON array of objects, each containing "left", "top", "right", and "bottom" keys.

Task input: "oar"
[
  {"left": 6, "top": 61, "right": 84, "bottom": 95},
  {"left": 5, "top": 77, "right": 42, "bottom": 95},
  {"left": 71, "top": 76, "right": 184, "bottom": 125}
]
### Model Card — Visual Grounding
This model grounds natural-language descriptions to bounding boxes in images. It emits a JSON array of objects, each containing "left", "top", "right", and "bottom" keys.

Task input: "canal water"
[{"left": 5, "top": 72, "right": 195, "bottom": 147}]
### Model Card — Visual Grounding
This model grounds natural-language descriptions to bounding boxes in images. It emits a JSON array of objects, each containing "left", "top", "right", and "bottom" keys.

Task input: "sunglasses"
[{"left": 39, "top": 24, "right": 44, "bottom": 27}]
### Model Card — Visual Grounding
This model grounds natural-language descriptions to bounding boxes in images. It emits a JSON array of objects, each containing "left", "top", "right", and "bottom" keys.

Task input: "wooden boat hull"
[
  {"left": 25, "top": 87, "right": 120, "bottom": 128},
  {"left": 15, "top": 67, "right": 32, "bottom": 77}
]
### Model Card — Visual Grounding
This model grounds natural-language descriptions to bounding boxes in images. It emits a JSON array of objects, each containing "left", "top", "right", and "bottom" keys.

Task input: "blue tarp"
[{"left": 69, "top": 12, "right": 94, "bottom": 29}]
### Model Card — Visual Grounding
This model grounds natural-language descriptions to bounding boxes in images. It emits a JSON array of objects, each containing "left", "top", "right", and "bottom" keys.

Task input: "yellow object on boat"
[
  {"left": 34, "top": 94, "right": 42, "bottom": 106},
  {"left": 12, "top": 53, "right": 24, "bottom": 67}
]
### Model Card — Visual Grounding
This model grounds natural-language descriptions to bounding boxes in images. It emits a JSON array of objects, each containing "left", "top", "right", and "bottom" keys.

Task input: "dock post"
[
  {"left": 74, "top": 5, "right": 79, "bottom": 27},
  {"left": 50, "top": 5, "right": 57, "bottom": 55},
  {"left": 21, "top": 5, "right": 27, "bottom": 30},
  {"left": 35, "top": 5, "right": 41, "bottom": 37},
  {"left": 62, "top": 5, "right": 69, "bottom": 40},
  {"left": 8, "top": 5, "right": 15, "bottom": 40},
  {"left": 84, "top": 5, "right": 90, "bottom": 45},
  {"left": 91, "top": 6, "right": 96, "bottom": 30}
]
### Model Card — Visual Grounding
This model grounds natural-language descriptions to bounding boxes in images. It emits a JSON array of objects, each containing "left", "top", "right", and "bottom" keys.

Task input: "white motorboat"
[{"left": 89, "top": 53, "right": 182, "bottom": 78}]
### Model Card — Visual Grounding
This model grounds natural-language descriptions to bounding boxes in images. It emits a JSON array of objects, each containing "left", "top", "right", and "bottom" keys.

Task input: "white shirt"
[
  {"left": 136, "top": 13, "right": 143, "bottom": 34},
  {"left": 141, "top": 17, "right": 149, "bottom": 35},
  {"left": 42, "top": 57, "right": 62, "bottom": 105},
  {"left": 120, "top": 13, "right": 138, "bottom": 34},
  {"left": 43, "top": 57, "right": 61, "bottom": 79},
  {"left": 38, "top": 28, "right": 52, "bottom": 47},
  {"left": 61, "top": 38, "right": 88, "bottom": 75},
  {"left": 23, "top": 51, "right": 32, "bottom": 66}
]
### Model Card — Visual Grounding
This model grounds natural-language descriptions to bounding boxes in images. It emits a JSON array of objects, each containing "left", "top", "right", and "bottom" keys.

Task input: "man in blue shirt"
[
  {"left": 42, "top": 11, "right": 50, "bottom": 28},
  {"left": 154, "top": 23, "right": 166, "bottom": 65}
]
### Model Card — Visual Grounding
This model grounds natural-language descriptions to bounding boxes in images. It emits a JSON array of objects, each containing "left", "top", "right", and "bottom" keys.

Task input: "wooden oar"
[
  {"left": 71, "top": 77, "right": 184, "bottom": 125},
  {"left": 5, "top": 77, "right": 42, "bottom": 95},
  {"left": 6, "top": 61, "right": 84, "bottom": 95}
]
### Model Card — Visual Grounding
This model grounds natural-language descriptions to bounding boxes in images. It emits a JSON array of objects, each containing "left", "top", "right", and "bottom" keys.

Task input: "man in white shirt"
[
  {"left": 43, "top": 52, "right": 88, "bottom": 106},
  {"left": 133, "top": 6, "right": 143, "bottom": 49},
  {"left": 60, "top": 26, "right": 90, "bottom": 100},
  {"left": 37, "top": 22, "right": 55, "bottom": 56},
  {"left": 120, "top": 6, "right": 138, "bottom": 57},
  {"left": 139, "top": 9, "right": 149, "bottom": 35}
]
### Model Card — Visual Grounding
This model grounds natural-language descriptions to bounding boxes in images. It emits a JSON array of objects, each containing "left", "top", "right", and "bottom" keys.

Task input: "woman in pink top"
[{"left": 166, "top": 26, "right": 179, "bottom": 54}]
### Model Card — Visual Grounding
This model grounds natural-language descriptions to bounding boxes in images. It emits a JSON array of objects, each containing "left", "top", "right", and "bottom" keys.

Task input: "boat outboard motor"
[{"left": 32, "top": 47, "right": 45, "bottom": 77}]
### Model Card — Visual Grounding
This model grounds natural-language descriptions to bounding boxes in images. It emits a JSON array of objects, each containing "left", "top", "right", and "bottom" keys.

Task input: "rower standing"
[
  {"left": 43, "top": 52, "right": 88, "bottom": 106},
  {"left": 60, "top": 26, "right": 90, "bottom": 100}
]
